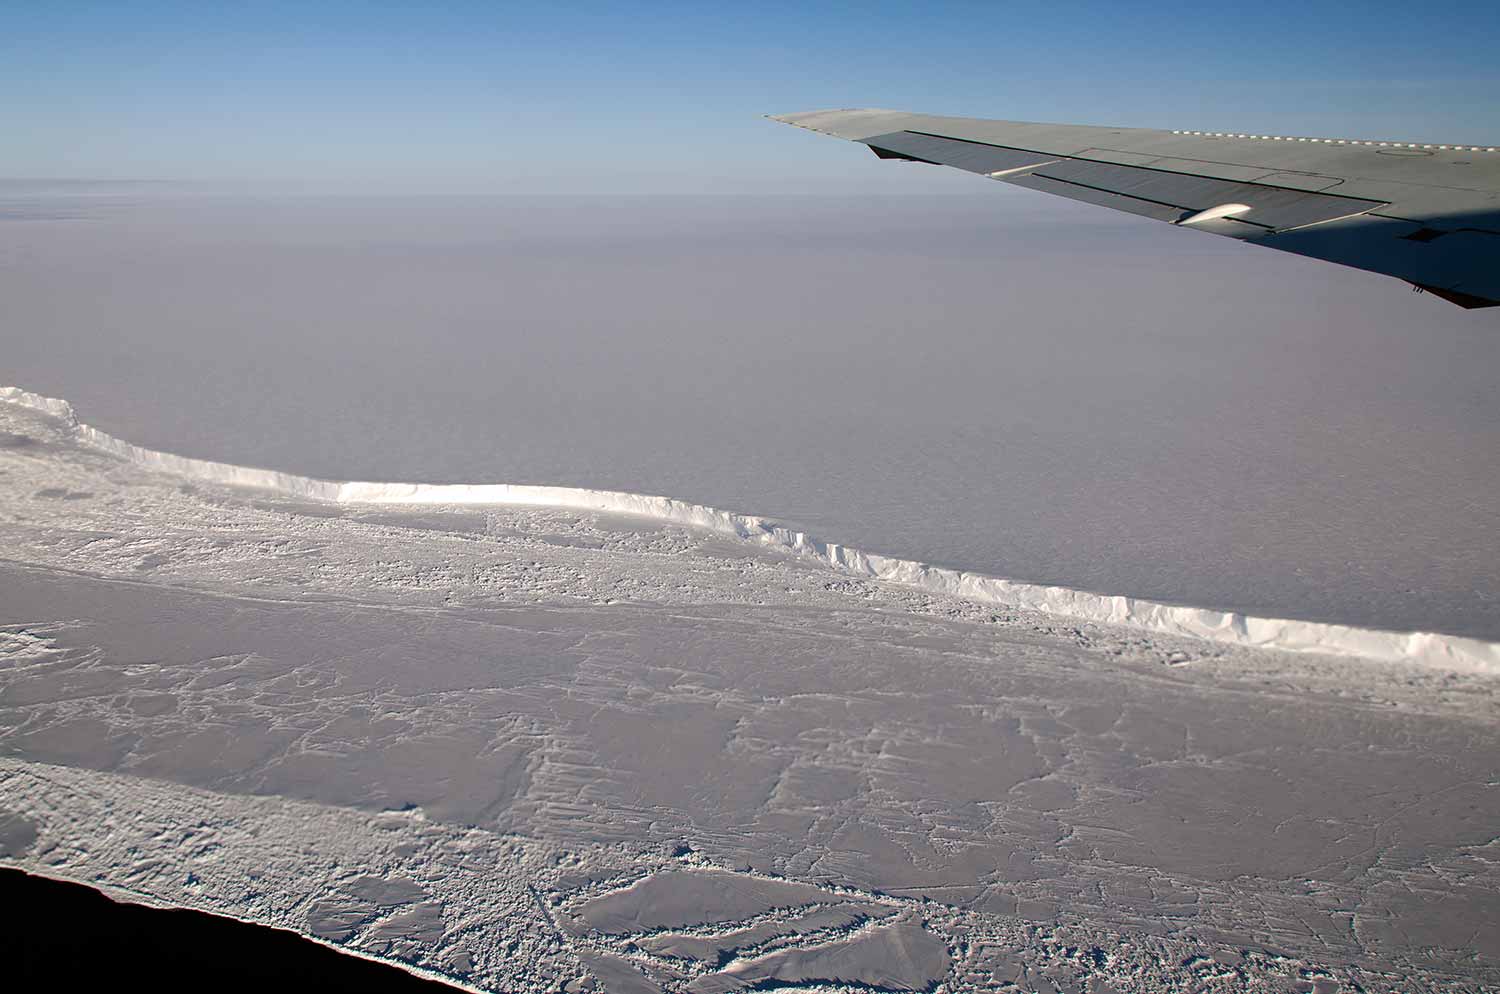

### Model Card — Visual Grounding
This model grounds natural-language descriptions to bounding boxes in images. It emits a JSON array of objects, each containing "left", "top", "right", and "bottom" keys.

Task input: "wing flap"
[
  {"left": 863, "top": 130, "right": 1386, "bottom": 236},
  {"left": 1004, "top": 172, "right": 1183, "bottom": 224},
  {"left": 863, "top": 131, "right": 1057, "bottom": 176},
  {"left": 1031, "top": 159, "right": 1381, "bottom": 233}
]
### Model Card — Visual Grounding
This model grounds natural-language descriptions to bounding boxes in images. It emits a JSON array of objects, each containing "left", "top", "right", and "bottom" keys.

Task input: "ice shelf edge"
[{"left": 3, "top": 385, "right": 1495, "bottom": 672}]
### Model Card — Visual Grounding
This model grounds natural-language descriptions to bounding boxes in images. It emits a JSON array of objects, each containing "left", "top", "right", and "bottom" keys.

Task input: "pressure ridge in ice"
[{"left": 3, "top": 385, "right": 1495, "bottom": 672}]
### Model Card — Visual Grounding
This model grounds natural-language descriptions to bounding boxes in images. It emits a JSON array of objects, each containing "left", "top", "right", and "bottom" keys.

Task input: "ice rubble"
[{"left": 4, "top": 385, "right": 1496, "bottom": 672}]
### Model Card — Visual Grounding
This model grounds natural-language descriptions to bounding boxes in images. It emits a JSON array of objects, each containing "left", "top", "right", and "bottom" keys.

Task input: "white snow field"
[{"left": 2, "top": 392, "right": 1498, "bottom": 992}]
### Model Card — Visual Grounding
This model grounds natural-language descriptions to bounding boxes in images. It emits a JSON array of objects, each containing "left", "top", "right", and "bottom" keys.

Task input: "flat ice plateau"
[{"left": 2, "top": 392, "right": 1498, "bottom": 992}]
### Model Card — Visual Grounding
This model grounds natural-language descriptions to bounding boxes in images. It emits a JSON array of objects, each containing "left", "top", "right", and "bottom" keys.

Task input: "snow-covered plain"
[
  {"left": 5, "top": 194, "right": 1497, "bottom": 642},
  {"left": 2, "top": 393, "right": 1499, "bottom": 992}
]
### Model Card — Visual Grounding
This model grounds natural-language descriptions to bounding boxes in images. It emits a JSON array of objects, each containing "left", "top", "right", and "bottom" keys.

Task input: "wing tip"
[{"left": 765, "top": 109, "right": 910, "bottom": 140}]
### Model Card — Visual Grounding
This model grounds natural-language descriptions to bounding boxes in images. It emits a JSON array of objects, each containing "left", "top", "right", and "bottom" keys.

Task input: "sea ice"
[{"left": 1, "top": 391, "right": 1497, "bottom": 992}]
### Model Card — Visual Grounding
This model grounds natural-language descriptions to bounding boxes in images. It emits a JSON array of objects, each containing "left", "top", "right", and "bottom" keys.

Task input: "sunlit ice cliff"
[{"left": 3, "top": 385, "right": 1495, "bottom": 672}]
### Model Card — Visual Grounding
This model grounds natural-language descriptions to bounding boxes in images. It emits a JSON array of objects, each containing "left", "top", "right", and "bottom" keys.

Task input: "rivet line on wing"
[{"left": 1169, "top": 130, "right": 1496, "bottom": 152}]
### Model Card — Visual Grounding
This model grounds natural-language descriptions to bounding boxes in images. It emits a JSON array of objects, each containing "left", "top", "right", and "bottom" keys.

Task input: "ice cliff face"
[{"left": 3, "top": 385, "right": 1495, "bottom": 672}]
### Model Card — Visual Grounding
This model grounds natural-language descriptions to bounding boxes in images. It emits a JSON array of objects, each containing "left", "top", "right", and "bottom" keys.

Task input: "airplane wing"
[{"left": 769, "top": 109, "right": 1500, "bottom": 308}]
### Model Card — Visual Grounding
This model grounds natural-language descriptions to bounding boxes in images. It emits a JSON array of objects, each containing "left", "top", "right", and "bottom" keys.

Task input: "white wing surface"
[{"left": 772, "top": 109, "right": 1500, "bottom": 308}]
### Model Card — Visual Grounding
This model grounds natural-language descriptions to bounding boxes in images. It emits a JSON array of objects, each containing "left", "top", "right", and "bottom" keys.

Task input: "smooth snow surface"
[{"left": 4, "top": 386, "right": 1495, "bottom": 671}]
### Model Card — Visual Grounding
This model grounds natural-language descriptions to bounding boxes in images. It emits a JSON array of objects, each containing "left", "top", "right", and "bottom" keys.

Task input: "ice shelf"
[{"left": 4, "top": 385, "right": 1494, "bottom": 672}]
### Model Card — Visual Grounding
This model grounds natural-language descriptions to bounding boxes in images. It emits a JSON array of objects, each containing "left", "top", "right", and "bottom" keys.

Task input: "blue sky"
[{"left": 4, "top": 1, "right": 1499, "bottom": 191}]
